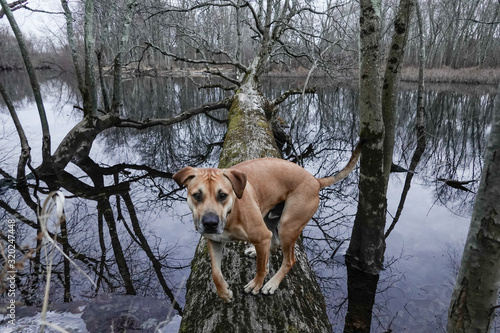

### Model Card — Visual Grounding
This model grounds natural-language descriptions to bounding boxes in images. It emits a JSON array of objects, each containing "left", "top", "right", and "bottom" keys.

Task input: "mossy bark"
[
  {"left": 219, "top": 84, "right": 281, "bottom": 167},
  {"left": 179, "top": 83, "right": 332, "bottom": 333}
]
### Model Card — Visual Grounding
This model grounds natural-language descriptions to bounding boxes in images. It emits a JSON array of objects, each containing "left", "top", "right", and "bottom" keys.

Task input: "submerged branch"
[
  {"left": 121, "top": 192, "right": 184, "bottom": 315},
  {"left": 0, "top": 81, "right": 37, "bottom": 211}
]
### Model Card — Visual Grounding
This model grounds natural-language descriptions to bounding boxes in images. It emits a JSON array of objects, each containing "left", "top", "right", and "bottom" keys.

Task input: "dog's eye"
[
  {"left": 192, "top": 192, "right": 203, "bottom": 202},
  {"left": 218, "top": 192, "right": 228, "bottom": 202}
]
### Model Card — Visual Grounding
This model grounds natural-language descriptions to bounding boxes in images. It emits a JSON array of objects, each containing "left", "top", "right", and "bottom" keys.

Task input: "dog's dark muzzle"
[{"left": 201, "top": 212, "right": 220, "bottom": 234}]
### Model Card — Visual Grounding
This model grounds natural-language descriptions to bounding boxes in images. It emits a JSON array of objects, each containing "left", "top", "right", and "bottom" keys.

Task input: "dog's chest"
[{"left": 203, "top": 230, "right": 235, "bottom": 243}]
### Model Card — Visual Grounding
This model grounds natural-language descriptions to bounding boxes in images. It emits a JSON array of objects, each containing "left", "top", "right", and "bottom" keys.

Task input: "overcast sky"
[{"left": 1, "top": 0, "right": 66, "bottom": 40}]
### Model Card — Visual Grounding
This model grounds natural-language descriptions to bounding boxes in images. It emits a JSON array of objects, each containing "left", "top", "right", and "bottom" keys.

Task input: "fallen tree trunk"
[{"left": 179, "top": 82, "right": 333, "bottom": 333}]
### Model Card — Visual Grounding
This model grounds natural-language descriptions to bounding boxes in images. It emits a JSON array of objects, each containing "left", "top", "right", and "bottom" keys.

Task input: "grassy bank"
[
  {"left": 401, "top": 67, "right": 500, "bottom": 85},
  {"left": 266, "top": 66, "right": 500, "bottom": 85}
]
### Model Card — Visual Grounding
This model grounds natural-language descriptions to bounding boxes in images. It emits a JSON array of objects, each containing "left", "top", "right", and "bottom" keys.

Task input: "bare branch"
[
  {"left": 117, "top": 97, "right": 233, "bottom": 129},
  {"left": 271, "top": 88, "right": 316, "bottom": 107},
  {"left": 145, "top": 0, "right": 237, "bottom": 21},
  {"left": 240, "top": 0, "right": 265, "bottom": 36},
  {"left": 200, "top": 83, "right": 238, "bottom": 91},
  {"left": 98, "top": 163, "right": 173, "bottom": 178},
  {"left": 202, "top": 68, "right": 241, "bottom": 86},
  {"left": 0, "top": 0, "right": 26, "bottom": 18},
  {"left": 0, "top": 81, "right": 38, "bottom": 211},
  {"left": 20, "top": 4, "right": 64, "bottom": 15},
  {"left": 145, "top": 42, "right": 248, "bottom": 74}
]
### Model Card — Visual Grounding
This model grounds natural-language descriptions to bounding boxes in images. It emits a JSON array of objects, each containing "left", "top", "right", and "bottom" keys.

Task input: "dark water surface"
[{"left": 0, "top": 72, "right": 495, "bottom": 332}]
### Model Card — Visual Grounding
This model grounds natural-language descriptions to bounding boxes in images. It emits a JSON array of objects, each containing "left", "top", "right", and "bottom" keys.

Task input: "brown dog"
[{"left": 173, "top": 143, "right": 362, "bottom": 302}]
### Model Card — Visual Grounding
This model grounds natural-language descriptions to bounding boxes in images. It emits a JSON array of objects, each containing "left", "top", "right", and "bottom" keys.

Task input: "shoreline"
[
  {"left": 266, "top": 66, "right": 500, "bottom": 86},
  {"left": 2, "top": 66, "right": 499, "bottom": 86}
]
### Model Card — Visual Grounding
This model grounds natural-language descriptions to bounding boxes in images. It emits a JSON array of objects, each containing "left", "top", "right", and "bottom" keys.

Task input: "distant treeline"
[{"left": 1, "top": 0, "right": 499, "bottom": 75}]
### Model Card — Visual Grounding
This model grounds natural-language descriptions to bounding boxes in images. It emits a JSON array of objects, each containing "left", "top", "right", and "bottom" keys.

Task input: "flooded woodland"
[
  {"left": 1, "top": 0, "right": 500, "bottom": 332},
  {"left": 0, "top": 71, "right": 496, "bottom": 331}
]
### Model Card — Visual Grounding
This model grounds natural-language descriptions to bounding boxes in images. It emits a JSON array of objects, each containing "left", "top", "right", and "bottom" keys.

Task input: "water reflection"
[{"left": 0, "top": 72, "right": 495, "bottom": 331}]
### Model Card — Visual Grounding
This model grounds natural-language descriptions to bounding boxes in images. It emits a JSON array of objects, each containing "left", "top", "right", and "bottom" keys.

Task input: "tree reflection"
[
  {"left": 0, "top": 73, "right": 228, "bottom": 315},
  {"left": 268, "top": 80, "right": 494, "bottom": 331}
]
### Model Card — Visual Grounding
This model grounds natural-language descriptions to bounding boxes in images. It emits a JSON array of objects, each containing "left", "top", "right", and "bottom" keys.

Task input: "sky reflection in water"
[{"left": 0, "top": 74, "right": 494, "bottom": 332}]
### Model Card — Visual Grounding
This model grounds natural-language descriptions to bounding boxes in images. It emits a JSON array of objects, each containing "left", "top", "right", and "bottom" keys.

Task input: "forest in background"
[{"left": 0, "top": 0, "right": 499, "bottom": 84}]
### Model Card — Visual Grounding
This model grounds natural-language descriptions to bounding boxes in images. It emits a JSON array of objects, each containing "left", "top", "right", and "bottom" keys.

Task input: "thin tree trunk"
[
  {"left": 447, "top": 82, "right": 500, "bottom": 332},
  {"left": 111, "top": 0, "right": 135, "bottom": 114},
  {"left": 344, "top": 2, "right": 384, "bottom": 331},
  {"left": 385, "top": 0, "right": 425, "bottom": 239},
  {"left": 345, "top": 0, "right": 385, "bottom": 277},
  {"left": 0, "top": 0, "right": 51, "bottom": 162},
  {"left": 61, "top": 0, "right": 84, "bottom": 97},
  {"left": 345, "top": 0, "right": 413, "bottom": 331},
  {"left": 381, "top": 0, "right": 415, "bottom": 186},
  {"left": 83, "top": 0, "right": 97, "bottom": 116}
]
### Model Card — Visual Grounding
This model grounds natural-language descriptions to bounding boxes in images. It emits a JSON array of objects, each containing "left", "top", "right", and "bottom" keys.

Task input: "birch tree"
[
  {"left": 447, "top": 82, "right": 500, "bottom": 332},
  {"left": 344, "top": 0, "right": 414, "bottom": 332}
]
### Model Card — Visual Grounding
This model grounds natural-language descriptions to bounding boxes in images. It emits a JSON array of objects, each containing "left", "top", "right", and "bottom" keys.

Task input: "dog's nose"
[{"left": 202, "top": 213, "right": 219, "bottom": 233}]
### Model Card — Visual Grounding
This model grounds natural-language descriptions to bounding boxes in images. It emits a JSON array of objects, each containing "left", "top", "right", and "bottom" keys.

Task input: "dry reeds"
[{"left": 401, "top": 66, "right": 500, "bottom": 85}]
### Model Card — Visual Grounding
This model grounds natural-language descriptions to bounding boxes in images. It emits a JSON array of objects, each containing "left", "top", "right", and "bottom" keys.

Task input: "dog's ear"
[
  {"left": 224, "top": 169, "right": 247, "bottom": 199},
  {"left": 172, "top": 166, "right": 196, "bottom": 187}
]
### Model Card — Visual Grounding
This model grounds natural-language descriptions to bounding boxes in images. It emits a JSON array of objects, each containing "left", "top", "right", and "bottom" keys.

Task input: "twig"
[{"left": 38, "top": 192, "right": 96, "bottom": 333}]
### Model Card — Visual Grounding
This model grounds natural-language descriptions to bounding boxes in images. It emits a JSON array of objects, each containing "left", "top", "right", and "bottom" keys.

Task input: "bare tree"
[
  {"left": 384, "top": 0, "right": 426, "bottom": 239},
  {"left": 344, "top": 0, "right": 414, "bottom": 332}
]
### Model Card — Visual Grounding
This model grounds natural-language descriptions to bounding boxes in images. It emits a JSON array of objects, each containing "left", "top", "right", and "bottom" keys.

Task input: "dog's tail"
[{"left": 318, "top": 140, "right": 364, "bottom": 189}]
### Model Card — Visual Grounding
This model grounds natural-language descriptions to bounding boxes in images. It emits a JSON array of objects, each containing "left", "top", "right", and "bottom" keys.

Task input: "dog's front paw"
[
  {"left": 218, "top": 288, "right": 233, "bottom": 303},
  {"left": 244, "top": 278, "right": 263, "bottom": 295},
  {"left": 243, "top": 244, "right": 257, "bottom": 258}
]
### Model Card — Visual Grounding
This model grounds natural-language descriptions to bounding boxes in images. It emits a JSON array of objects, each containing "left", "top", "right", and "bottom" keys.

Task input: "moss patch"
[{"left": 219, "top": 89, "right": 280, "bottom": 168}]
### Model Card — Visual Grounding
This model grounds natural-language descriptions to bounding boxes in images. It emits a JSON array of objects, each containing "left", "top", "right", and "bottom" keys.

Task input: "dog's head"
[{"left": 172, "top": 167, "right": 247, "bottom": 234}]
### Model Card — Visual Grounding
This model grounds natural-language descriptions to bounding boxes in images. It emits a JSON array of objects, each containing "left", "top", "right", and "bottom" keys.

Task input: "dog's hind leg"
[
  {"left": 244, "top": 237, "right": 272, "bottom": 295},
  {"left": 261, "top": 193, "right": 319, "bottom": 295}
]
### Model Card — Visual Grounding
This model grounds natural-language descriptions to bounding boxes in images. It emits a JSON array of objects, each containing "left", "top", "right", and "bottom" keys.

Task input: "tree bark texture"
[
  {"left": 384, "top": 0, "right": 425, "bottom": 240},
  {"left": 447, "top": 82, "right": 500, "bottom": 332},
  {"left": 179, "top": 83, "right": 332, "bottom": 333},
  {"left": 345, "top": 1, "right": 385, "bottom": 331},
  {"left": 381, "top": 0, "right": 414, "bottom": 185},
  {"left": 345, "top": 0, "right": 385, "bottom": 278}
]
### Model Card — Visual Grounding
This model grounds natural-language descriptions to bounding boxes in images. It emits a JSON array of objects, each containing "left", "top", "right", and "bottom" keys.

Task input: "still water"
[{"left": 0, "top": 72, "right": 495, "bottom": 332}]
